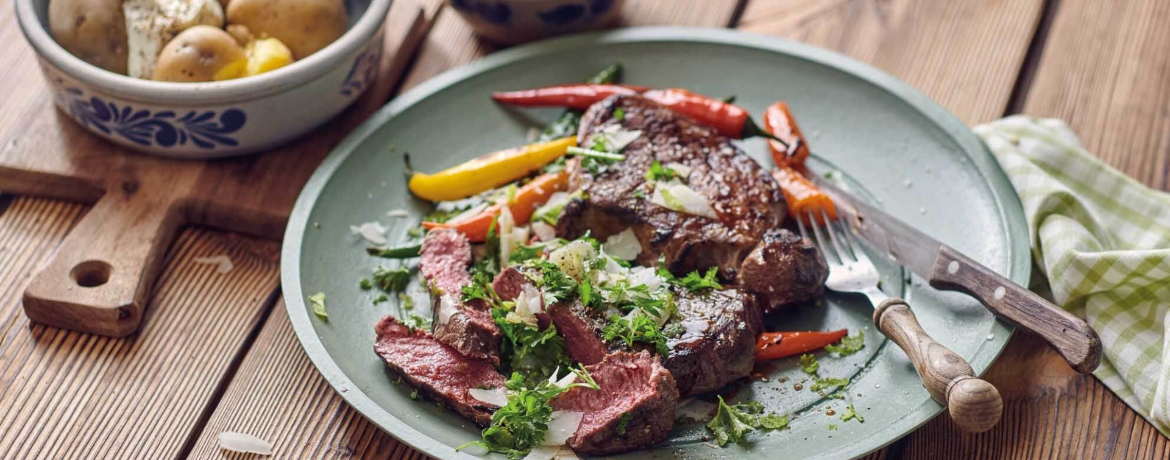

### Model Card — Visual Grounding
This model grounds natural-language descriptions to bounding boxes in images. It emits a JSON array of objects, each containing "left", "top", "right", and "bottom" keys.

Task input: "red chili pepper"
[
  {"left": 491, "top": 84, "right": 651, "bottom": 110},
  {"left": 764, "top": 101, "right": 811, "bottom": 168},
  {"left": 754, "top": 329, "right": 848, "bottom": 361},
  {"left": 642, "top": 88, "right": 774, "bottom": 140}
]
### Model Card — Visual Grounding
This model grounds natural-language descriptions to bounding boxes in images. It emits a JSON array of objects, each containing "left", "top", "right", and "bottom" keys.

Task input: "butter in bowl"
[{"left": 15, "top": 0, "right": 393, "bottom": 158}]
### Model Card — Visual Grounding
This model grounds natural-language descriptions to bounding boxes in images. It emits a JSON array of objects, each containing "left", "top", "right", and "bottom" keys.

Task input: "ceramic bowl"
[
  {"left": 15, "top": 0, "right": 393, "bottom": 159},
  {"left": 449, "top": 0, "right": 624, "bottom": 46}
]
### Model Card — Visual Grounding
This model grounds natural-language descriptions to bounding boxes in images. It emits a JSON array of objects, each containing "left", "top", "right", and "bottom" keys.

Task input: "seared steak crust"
[
  {"left": 374, "top": 316, "right": 505, "bottom": 427},
  {"left": 740, "top": 228, "right": 829, "bottom": 312},
  {"left": 558, "top": 94, "right": 786, "bottom": 279},
  {"left": 664, "top": 289, "right": 763, "bottom": 395},
  {"left": 420, "top": 230, "right": 501, "bottom": 364},
  {"left": 551, "top": 351, "right": 678, "bottom": 455}
]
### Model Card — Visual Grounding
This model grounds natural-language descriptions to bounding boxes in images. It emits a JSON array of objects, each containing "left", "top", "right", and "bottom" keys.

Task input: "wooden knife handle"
[
  {"left": 929, "top": 245, "right": 1102, "bottom": 374},
  {"left": 22, "top": 188, "right": 184, "bottom": 337},
  {"left": 874, "top": 298, "right": 1002, "bottom": 433}
]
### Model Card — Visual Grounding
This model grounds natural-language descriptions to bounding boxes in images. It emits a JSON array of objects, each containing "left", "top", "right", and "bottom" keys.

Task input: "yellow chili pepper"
[{"left": 408, "top": 136, "right": 576, "bottom": 202}]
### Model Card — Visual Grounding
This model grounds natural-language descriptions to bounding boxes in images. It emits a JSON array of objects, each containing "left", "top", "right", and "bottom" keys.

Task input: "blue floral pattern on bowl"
[
  {"left": 55, "top": 84, "right": 246, "bottom": 149},
  {"left": 451, "top": 0, "right": 512, "bottom": 25},
  {"left": 340, "top": 40, "right": 383, "bottom": 97}
]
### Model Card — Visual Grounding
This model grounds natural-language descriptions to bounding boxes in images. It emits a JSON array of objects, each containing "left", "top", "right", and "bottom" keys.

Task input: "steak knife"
[{"left": 816, "top": 180, "right": 1102, "bottom": 374}]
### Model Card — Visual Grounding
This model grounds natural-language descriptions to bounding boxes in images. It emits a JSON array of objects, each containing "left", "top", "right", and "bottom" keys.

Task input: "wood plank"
[
  {"left": 0, "top": 196, "right": 281, "bottom": 459},
  {"left": 190, "top": 2, "right": 745, "bottom": 458},
  {"left": 740, "top": 0, "right": 1045, "bottom": 124},
  {"left": 902, "top": 0, "right": 1170, "bottom": 456}
]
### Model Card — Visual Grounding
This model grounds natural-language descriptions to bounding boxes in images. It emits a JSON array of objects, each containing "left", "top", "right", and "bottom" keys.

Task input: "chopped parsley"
[
  {"left": 508, "top": 243, "right": 545, "bottom": 264},
  {"left": 602, "top": 313, "right": 669, "bottom": 356},
  {"left": 398, "top": 292, "right": 414, "bottom": 309},
  {"left": 462, "top": 270, "right": 498, "bottom": 305},
  {"left": 525, "top": 259, "right": 579, "bottom": 304},
  {"left": 840, "top": 403, "right": 865, "bottom": 423},
  {"left": 800, "top": 354, "right": 819, "bottom": 374},
  {"left": 373, "top": 294, "right": 389, "bottom": 305},
  {"left": 616, "top": 412, "right": 632, "bottom": 435},
  {"left": 828, "top": 424, "right": 838, "bottom": 431},
  {"left": 675, "top": 267, "right": 722, "bottom": 292},
  {"left": 403, "top": 314, "right": 432, "bottom": 332},
  {"left": 613, "top": 107, "right": 625, "bottom": 121},
  {"left": 644, "top": 160, "right": 676, "bottom": 182},
  {"left": 661, "top": 321, "right": 686, "bottom": 338},
  {"left": 309, "top": 292, "right": 327, "bottom": 319},
  {"left": 492, "top": 308, "right": 575, "bottom": 387},
  {"left": 811, "top": 377, "right": 850, "bottom": 393},
  {"left": 373, "top": 267, "right": 412, "bottom": 293},
  {"left": 422, "top": 205, "right": 471, "bottom": 224},
  {"left": 409, "top": 389, "right": 419, "bottom": 400},
  {"left": 705, "top": 396, "right": 789, "bottom": 446},
  {"left": 463, "top": 372, "right": 596, "bottom": 459},
  {"left": 359, "top": 278, "right": 373, "bottom": 290},
  {"left": 825, "top": 330, "right": 865, "bottom": 356}
]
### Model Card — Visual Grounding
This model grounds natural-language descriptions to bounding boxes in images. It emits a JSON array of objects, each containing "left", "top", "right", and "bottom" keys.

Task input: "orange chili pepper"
[
  {"left": 772, "top": 166, "right": 838, "bottom": 225},
  {"left": 421, "top": 171, "right": 570, "bottom": 242},
  {"left": 763, "top": 101, "right": 811, "bottom": 167},
  {"left": 755, "top": 329, "right": 848, "bottom": 361},
  {"left": 491, "top": 84, "right": 650, "bottom": 110}
]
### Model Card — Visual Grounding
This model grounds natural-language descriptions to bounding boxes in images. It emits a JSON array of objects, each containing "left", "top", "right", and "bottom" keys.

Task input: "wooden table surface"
[{"left": 1, "top": 0, "right": 1168, "bottom": 458}]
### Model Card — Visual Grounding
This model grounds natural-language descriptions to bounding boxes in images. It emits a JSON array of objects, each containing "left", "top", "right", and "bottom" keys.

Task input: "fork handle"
[{"left": 874, "top": 298, "right": 1002, "bottom": 433}]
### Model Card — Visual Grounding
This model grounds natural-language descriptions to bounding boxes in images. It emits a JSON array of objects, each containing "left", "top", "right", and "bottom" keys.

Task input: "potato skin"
[
  {"left": 49, "top": 0, "right": 129, "bottom": 74},
  {"left": 152, "top": 26, "right": 247, "bottom": 82},
  {"left": 226, "top": 0, "right": 347, "bottom": 60}
]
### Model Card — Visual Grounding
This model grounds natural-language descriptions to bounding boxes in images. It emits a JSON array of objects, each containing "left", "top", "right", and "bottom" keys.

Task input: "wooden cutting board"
[{"left": 0, "top": 0, "right": 439, "bottom": 337}]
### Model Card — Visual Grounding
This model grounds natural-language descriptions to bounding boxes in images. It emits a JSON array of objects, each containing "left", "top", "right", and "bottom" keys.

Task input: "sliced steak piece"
[
  {"left": 558, "top": 94, "right": 786, "bottom": 279},
  {"left": 420, "top": 229, "right": 501, "bottom": 364},
  {"left": 547, "top": 301, "right": 609, "bottom": 366},
  {"left": 551, "top": 351, "right": 678, "bottom": 455},
  {"left": 373, "top": 316, "right": 505, "bottom": 427},
  {"left": 739, "top": 228, "right": 829, "bottom": 312},
  {"left": 664, "top": 289, "right": 763, "bottom": 395}
]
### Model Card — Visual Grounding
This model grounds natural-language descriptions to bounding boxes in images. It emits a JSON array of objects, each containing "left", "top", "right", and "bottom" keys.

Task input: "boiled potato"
[
  {"left": 226, "top": 0, "right": 347, "bottom": 60},
  {"left": 48, "top": 0, "right": 128, "bottom": 74},
  {"left": 124, "top": 0, "right": 225, "bottom": 78},
  {"left": 243, "top": 38, "right": 294, "bottom": 76},
  {"left": 152, "top": 26, "right": 246, "bottom": 82}
]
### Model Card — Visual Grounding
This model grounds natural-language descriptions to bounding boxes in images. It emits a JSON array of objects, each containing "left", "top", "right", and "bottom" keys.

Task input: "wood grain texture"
[
  {"left": 874, "top": 299, "right": 1003, "bottom": 433},
  {"left": 1021, "top": 0, "right": 1170, "bottom": 191},
  {"left": 0, "top": 197, "right": 281, "bottom": 460},
  {"left": 0, "top": 0, "right": 435, "bottom": 336},
  {"left": 193, "top": 2, "right": 746, "bottom": 458},
  {"left": 902, "top": 0, "right": 1170, "bottom": 456},
  {"left": 739, "top": 0, "right": 1046, "bottom": 125},
  {"left": 186, "top": 302, "right": 431, "bottom": 460}
]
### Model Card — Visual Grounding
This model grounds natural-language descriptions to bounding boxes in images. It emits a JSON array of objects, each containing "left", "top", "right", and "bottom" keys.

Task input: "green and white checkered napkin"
[{"left": 974, "top": 115, "right": 1170, "bottom": 436}]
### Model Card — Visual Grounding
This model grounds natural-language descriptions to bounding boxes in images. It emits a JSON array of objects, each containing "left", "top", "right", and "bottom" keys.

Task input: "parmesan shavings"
[
  {"left": 350, "top": 222, "right": 388, "bottom": 246},
  {"left": 218, "top": 431, "right": 273, "bottom": 455}
]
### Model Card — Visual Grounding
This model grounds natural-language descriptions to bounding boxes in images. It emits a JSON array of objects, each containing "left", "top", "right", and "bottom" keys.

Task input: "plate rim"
[{"left": 281, "top": 26, "right": 1029, "bottom": 460}]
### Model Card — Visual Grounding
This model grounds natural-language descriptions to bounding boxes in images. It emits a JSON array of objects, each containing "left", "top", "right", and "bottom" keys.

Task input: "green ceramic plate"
[{"left": 282, "top": 27, "right": 1028, "bottom": 460}]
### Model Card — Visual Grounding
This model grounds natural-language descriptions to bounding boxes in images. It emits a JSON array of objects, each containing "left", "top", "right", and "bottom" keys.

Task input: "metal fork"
[{"left": 798, "top": 209, "right": 1003, "bottom": 433}]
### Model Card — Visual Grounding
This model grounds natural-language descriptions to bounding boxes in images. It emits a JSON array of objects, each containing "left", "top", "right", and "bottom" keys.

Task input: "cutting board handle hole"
[{"left": 70, "top": 261, "right": 112, "bottom": 288}]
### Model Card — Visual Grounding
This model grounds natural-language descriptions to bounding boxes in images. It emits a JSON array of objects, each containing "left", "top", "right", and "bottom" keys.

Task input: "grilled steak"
[
  {"left": 420, "top": 229, "right": 501, "bottom": 364},
  {"left": 558, "top": 94, "right": 827, "bottom": 311},
  {"left": 551, "top": 351, "right": 678, "bottom": 455},
  {"left": 373, "top": 316, "right": 505, "bottom": 426},
  {"left": 559, "top": 94, "right": 785, "bottom": 278},
  {"left": 664, "top": 288, "right": 762, "bottom": 395},
  {"left": 547, "top": 300, "right": 610, "bottom": 366},
  {"left": 739, "top": 228, "right": 828, "bottom": 312}
]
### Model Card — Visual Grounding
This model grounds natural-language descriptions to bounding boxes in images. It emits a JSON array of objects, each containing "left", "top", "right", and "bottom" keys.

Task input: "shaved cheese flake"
[
  {"left": 468, "top": 387, "right": 508, "bottom": 407},
  {"left": 549, "top": 369, "right": 578, "bottom": 389},
  {"left": 218, "top": 431, "right": 273, "bottom": 455},
  {"left": 650, "top": 181, "right": 717, "bottom": 219},
  {"left": 437, "top": 295, "right": 459, "bottom": 324},
  {"left": 523, "top": 446, "right": 559, "bottom": 460},
  {"left": 192, "top": 255, "right": 233, "bottom": 274},
  {"left": 599, "top": 125, "right": 643, "bottom": 152},
  {"left": 531, "top": 221, "right": 557, "bottom": 242},
  {"left": 350, "top": 222, "right": 388, "bottom": 246},
  {"left": 549, "top": 240, "right": 596, "bottom": 282},
  {"left": 509, "top": 285, "right": 542, "bottom": 326},
  {"left": 386, "top": 209, "right": 410, "bottom": 218},
  {"left": 602, "top": 228, "right": 641, "bottom": 261},
  {"left": 542, "top": 411, "right": 584, "bottom": 445},
  {"left": 664, "top": 162, "right": 692, "bottom": 180},
  {"left": 498, "top": 206, "right": 517, "bottom": 266}
]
